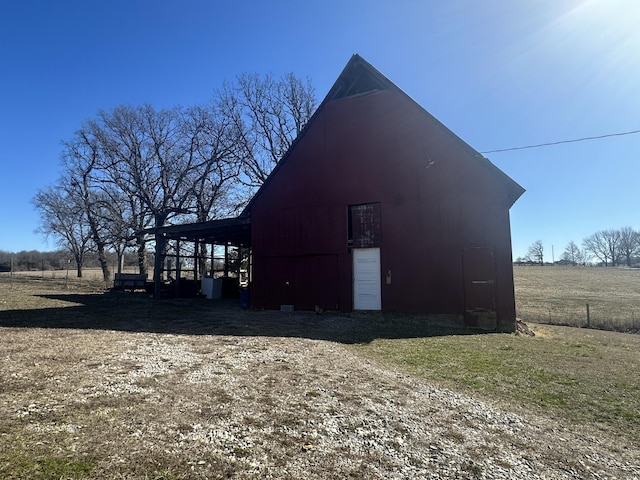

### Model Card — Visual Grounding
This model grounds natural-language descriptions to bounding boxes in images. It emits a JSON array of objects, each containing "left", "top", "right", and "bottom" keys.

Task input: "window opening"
[{"left": 348, "top": 203, "right": 382, "bottom": 248}]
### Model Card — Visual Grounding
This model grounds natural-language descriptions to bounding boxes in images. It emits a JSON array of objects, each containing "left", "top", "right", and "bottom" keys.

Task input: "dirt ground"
[{"left": 1, "top": 284, "right": 639, "bottom": 479}]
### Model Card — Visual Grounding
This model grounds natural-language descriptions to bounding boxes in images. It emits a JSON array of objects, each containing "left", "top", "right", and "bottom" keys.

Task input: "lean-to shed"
[{"left": 244, "top": 54, "right": 524, "bottom": 331}]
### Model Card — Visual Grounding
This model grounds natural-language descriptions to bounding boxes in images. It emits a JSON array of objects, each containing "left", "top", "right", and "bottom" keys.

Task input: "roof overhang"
[{"left": 146, "top": 216, "right": 251, "bottom": 246}]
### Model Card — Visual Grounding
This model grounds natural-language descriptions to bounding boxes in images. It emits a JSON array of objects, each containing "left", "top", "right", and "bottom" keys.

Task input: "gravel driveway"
[{"left": 2, "top": 304, "right": 639, "bottom": 479}]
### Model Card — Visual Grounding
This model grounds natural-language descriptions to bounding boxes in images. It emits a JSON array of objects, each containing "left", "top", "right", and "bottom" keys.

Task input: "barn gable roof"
[{"left": 245, "top": 53, "right": 524, "bottom": 213}]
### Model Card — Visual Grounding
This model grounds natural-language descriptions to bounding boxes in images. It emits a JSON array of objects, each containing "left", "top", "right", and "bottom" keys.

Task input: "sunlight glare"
[{"left": 552, "top": 0, "right": 640, "bottom": 82}]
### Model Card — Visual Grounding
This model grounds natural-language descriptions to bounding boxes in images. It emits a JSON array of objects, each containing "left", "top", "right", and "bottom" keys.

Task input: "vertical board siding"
[{"left": 249, "top": 84, "right": 519, "bottom": 328}]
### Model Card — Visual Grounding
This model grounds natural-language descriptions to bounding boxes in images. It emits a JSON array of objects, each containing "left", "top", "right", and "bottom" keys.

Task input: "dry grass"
[
  {"left": 353, "top": 266, "right": 640, "bottom": 467},
  {"left": 1, "top": 274, "right": 640, "bottom": 478},
  {"left": 514, "top": 265, "right": 640, "bottom": 329},
  {"left": 355, "top": 323, "right": 640, "bottom": 444}
]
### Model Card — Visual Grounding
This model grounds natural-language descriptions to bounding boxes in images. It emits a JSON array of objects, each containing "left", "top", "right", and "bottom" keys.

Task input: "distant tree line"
[
  {"left": 33, "top": 73, "right": 316, "bottom": 283},
  {"left": 518, "top": 226, "right": 640, "bottom": 267},
  {"left": 0, "top": 249, "right": 142, "bottom": 273}
]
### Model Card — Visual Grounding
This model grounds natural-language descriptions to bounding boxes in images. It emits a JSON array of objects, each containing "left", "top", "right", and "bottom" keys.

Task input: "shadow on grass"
[{"left": 0, "top": 291, "right": 476, "bottom": 344}]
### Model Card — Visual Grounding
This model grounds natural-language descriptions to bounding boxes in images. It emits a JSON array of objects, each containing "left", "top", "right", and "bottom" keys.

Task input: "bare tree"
[
  {"left": 60, "top": 129, "right": 114, "bottom": 281},
  {"left": 561, "top": 240, "right": 583, "bottom": 266},
  {"left": 91, "top": 105, "right": 203, "bottom": 292},
  {"left": 617, "top": 226, "right": 640, "bottom": 267},
  {"left": 102, "top": 187, "right": 147, "bottom": 274},
  {"left": 602, "top": 229, "right": 621, "bottom": 267},
  {"left": 526, "top": 240, "right": 544, "bottom": 265},
  {"left": 87, "top": 103, "right": 253, "bottom": 292},
  {"left": 182, "top": 103, "right": 242, "bottom": 221},
  {"left": 35, "top": 71, "right": 317, "bottom": 290},
  {"left": 33, "top": 186, "right": 92, "bottom": 277},
  {"left": 217, "top": 72, "right": 316, "bottom": 188},
  {"left": 83, "top": 107, "right": 153, "bottom": 274},
  {"left": 583, "top": 231, "right": 613, "bottom": 266},
  {"left": 181, "top": 103, "right": 244, "bottom": 275}
]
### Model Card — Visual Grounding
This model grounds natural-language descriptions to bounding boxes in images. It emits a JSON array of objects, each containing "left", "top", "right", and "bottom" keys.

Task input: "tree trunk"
[
  {"left": 96, "top": 242, "right": 111, "bottom": 282},
  {"left": 198, "top": 242, "right": 208, "bottom": 278},
  {"left": 74, "top": 254, "right": 84, "bottom": 278},
  {"left": 153, "top": 233, "right": 166, "bottom": 299},
  {"left": 152, "top": 213, "right": 169, "bottom": 299},
  {"left": 116, "top": 250, "right": 124, "bottom": 274},
  {"left": 136, "top": 235, "right": 148, "bottom": 275}
]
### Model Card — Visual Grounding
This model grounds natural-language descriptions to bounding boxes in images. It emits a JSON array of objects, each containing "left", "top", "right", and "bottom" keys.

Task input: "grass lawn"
[
  {"left": 354, "top": 322, "right": 640, "bottom": 449},
  {"left": 349, "top": 264, "right": 640, "bottom": 453},
  {"left": 355, "top": 267, "right": 640, "bottom": 449},
  {"left": 1, "top": 270, "right": 640, "bottom": 478}
]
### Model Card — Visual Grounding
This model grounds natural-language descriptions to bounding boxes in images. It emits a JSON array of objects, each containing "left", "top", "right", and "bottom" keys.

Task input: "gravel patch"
[
  {"left": 1, "top": 299, "right": 639, "bottom": 479},
  {"left": 34, "top": 332, "right": 638, "bottom": 479}
]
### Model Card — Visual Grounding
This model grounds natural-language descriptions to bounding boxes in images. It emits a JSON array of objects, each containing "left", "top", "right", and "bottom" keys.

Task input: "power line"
[{"left": 480, "top": 129, "right": 640, "bottom": 154}]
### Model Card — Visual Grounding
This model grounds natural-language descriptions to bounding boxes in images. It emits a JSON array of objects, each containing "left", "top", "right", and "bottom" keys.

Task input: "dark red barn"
[{"left": 244, "top": 54, "right": 524, "bottom": 331}]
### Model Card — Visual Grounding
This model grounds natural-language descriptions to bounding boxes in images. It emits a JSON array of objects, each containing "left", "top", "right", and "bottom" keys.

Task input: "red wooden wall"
[{"left": 249, "top": 88, "right": 519, "bottom": 330}]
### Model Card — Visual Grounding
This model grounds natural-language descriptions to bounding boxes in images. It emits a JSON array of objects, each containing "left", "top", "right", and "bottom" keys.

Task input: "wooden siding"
[{"left": 249, "top": 86, "right": 518, "bottom": 330}]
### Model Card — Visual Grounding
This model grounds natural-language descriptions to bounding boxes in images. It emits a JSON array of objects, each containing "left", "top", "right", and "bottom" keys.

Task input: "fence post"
[{"left": 586, "top": 303, "right": 590, "bottom": 328}]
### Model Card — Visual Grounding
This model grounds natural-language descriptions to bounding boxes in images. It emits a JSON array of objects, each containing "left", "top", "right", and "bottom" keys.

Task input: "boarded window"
[{"left": 348, "top": 203, "right": 382, "bottom": 248}]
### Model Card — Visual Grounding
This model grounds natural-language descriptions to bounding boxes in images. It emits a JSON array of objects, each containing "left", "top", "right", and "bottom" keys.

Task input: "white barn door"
[{"left": 353, "top": 248, "right": 381, "bottom": 310}]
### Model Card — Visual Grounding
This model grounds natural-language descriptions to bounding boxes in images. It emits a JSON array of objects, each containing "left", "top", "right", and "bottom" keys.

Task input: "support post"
[
  {"left": 193, "top": 241, "right": 199, "bottom": 280},
  {"left": 586, "top": 303, "right": 591, "bottom": 328},
  {"left": 210, "top": 245, "right": 215, "bottom": 277},
  {"left": 224, "top": 243, "right": 229, "bottom": 277},
  {"left": 175, "top": 240, "right": 181, "bottom": 297}
]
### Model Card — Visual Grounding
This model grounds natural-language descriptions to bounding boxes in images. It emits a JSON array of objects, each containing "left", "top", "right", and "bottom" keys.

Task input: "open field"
[
  {"left": 0, "top": 267, "right": 138, "bottom": 282},
  {"left": 1, "top": 275, "right": 640, "bottom": 478},
  {"left": 514, "top": 265, "right": 640, "bottom": 330},
  {"left": 6, "top": 264, "right": 640, "bottom": 330}
]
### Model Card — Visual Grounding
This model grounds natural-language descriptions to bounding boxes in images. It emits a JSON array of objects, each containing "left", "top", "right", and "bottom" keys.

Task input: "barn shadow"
[{"left": 0, "top": 291, "right": 482, "bottom": 344}]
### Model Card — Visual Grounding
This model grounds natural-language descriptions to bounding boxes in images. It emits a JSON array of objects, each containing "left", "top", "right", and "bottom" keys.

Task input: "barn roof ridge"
[
  {"left": 242, "top": 54, "right": 524, "bottom": 214},
  {"left": 241, "top": 54, "right": 390, "bottom": 215},
  {"left": 341, "top": 55, "right": 525, "bottom": 206}
]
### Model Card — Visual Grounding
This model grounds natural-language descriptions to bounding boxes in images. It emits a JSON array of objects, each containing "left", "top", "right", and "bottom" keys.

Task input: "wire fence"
[
  {"left": 517, "top": 302, "right": 640, "bottom": 333},
  {"left": 0, "top": 266, "right": 140, "bottom": 280},
  {"left": 0, "top": 268, "right": 136, "bottom": 292},
  {"left": 4, "top": 268, "right": 640, "bottom": 334}
]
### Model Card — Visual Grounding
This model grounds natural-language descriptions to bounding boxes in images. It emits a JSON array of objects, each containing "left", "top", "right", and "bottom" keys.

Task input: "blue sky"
[{"left": 1, "top": 0, "right": 639, "bottom": 260}]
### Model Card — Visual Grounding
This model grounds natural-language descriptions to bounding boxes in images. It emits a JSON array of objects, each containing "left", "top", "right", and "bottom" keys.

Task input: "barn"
[
  {"left": 155, "top": 54, "right": 524, "bottom": 332},
  {"left": 244, "top": 54, "right": 524, "bottom": 331}
]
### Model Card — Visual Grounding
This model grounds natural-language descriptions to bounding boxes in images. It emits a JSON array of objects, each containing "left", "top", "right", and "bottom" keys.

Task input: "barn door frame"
[
  {"left": 462, "top": 247, "right": 497, "bottom": 328},
  {"left": 353, "top": 247, "right": 382, "bottom": 311}
]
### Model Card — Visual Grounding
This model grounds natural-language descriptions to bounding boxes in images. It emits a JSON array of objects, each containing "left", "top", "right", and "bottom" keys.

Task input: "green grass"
[
  {"left": 0, "top": 450, "right": 95, "bottom": 480},
  {"left": 353, "top": 323, "right": 640, "bottom": 446},
  {"left": 2, "top": 269, "right": 640, "bottom": 475}
]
